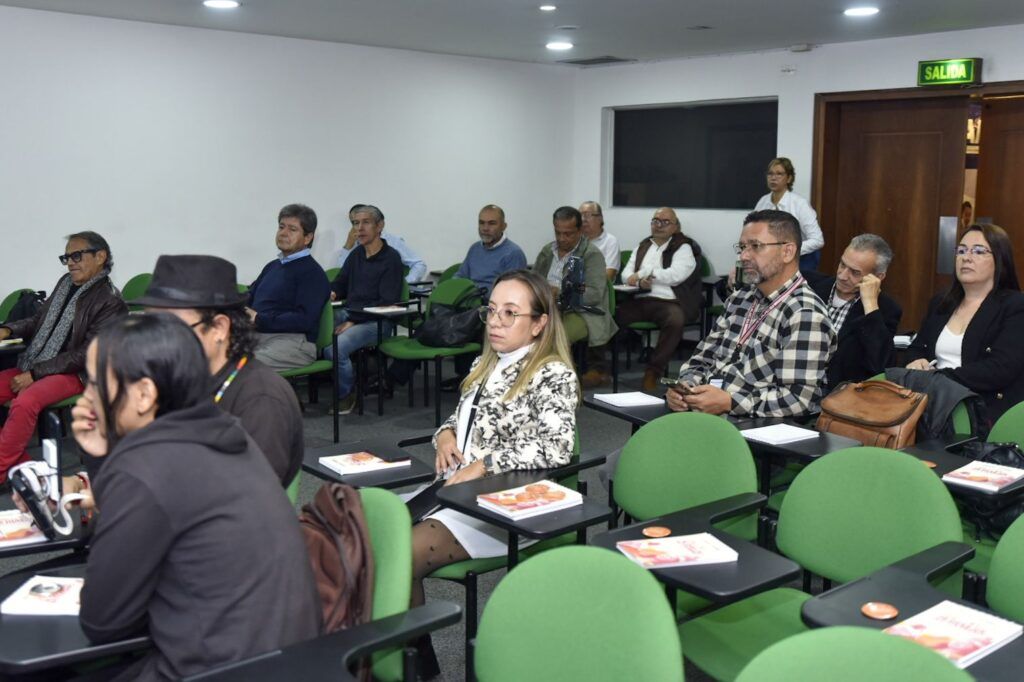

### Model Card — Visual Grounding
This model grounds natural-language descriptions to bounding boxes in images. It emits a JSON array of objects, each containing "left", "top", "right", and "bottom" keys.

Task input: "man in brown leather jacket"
[
  {"left": 0, "top": 231, "right": 127, "bottom": 483},
  {"left": 617, "top": 207, "right": 704, "bottom": 392}
]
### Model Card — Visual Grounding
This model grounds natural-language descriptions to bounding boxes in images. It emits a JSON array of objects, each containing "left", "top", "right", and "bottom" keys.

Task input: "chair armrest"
[
  {"left": 680, "top": 492, "right": 767, "bottom": 526},
  {"left": 184, "top": 603, "right": 461, "bottom": 682},
  {"left": 397, "top": 430, "right": 438, "bottom": 447},
  {"left": 408, "top": 280, "right": 435, "bottom": 287},
  {"left": 888, "top": 541, "right": 975, "bottom": 581},
  {"left": 549, "top": 451, "right": 607, "bottom": 478}
]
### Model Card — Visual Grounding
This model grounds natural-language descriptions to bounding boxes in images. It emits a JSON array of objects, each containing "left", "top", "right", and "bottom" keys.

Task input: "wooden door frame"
[{"left": 815, "top": 80, "right": 1024, "bottom": 220}]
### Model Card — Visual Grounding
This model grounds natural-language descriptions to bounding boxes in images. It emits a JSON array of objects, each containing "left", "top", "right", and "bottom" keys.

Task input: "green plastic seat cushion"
[
  {"left": 427, "top": 532, "right": 574, "bottom": 580},
  {"left": 379, "top": 337, "right": 481, "bottom": 360},
  {"left": 679, "top": 587, "right": 810, "bottom": 682},
  {"left": 278, "top": 359, "right": 332, "bottom": 378}
]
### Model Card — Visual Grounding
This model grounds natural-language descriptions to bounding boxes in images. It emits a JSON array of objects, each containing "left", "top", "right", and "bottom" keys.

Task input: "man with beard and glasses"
[{"left": 666, "top": 209, "right": 836, "bottom": 418}]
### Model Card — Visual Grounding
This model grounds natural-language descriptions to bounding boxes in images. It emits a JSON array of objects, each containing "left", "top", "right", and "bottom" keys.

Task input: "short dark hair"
[
  {"left": 197, "top": 307, "right": 257, "bottom": 361},
  {"left": 348, "top": 204, "right": 366, "bottom": 216},
  {"left": 552, "top": 206, "right": 582, "bottom": 229},
  {"left": 93, "top": 314, "right": 209, "bottom": 451},
  {"left": 278, "top": 204, "right": 318, "bottom": 235},
  {"left": 940, "top": 223, "right": 1020, "bottom": 313},
  {"left": 65, "top": 231, "right": 114, "bottom": 271},
  {"left": 743, "top": 209, "right": 802, "bottom": 254}
]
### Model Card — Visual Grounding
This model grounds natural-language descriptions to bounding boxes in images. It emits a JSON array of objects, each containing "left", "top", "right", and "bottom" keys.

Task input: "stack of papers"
[
  {"left": 1, "top": 575, "right": 84, "bottom": 616},
  {"left": 318, "top": 452, "right": 411, "bottom": 476},
  {"left": 616, "top": 532, "right": 739, "bottom": 569},
  {"left": 593, "top": 392, "right": 664, "bottom": 407},
  {"left": 942, "top": 461, "right": 1024, "bottom": 492},
  {"left": 741, "top": 424, "right": 819, "bottom": 445},
  {"left": 884, "top": 600, "right": 1023, "bottom": 668},
  {"left": 477, "top": 480, "right": 582, "bottom": 520},
  {"left": 894, "top": 334, "right": 915, "bottom": 349},
  {"left": 363, "top": 305, "right": 409, "bottom": 314}
]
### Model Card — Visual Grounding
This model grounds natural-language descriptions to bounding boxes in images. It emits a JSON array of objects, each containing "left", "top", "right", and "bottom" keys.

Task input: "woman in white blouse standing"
[
  {"left": 754, "top": 157, "right": 825, "bottom": 271},
  {"left": 410, "top": 269, "right": 579, "bottom": 607}
]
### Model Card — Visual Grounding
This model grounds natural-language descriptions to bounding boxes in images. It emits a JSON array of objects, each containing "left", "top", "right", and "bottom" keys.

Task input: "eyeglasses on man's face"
[
  {"left": 955, "top": 244, "right": 993, "bottom": 257},
  {"left": 733, "top": 241, "right": 790, "bottom": 255},
  {"left": 650, "top": 218, "right": 677, "bottom": 227},
  {"left": 59, "top": 248, "right": 99, "bottom": 265},
  {"left": 766, "top": 171, "right": 788, "bottom": 178},
  {"left": 478, "top": 306, "right": 539, "bottom": 327}
]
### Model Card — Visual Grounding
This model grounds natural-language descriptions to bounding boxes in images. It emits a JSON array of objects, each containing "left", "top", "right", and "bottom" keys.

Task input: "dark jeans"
[{"left": 614, "top": 297, "right": 686, "bottom": 375}]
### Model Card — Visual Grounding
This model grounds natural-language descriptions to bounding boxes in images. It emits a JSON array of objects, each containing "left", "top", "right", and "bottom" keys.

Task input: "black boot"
[{"left": 414, "top": 634, "right": 441, "bottom": 680}]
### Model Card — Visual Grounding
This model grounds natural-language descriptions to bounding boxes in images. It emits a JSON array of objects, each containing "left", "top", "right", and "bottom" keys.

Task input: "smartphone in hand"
[{"left": 660, "top": 378, "right": 696, "bottom": 394}]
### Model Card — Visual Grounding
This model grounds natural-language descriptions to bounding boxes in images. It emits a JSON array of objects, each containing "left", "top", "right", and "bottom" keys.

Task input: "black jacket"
[
  {"left": 807, "top": 273, "right": 902, "bottom": 388},
  {"left": 81, "top": 403, "right": 321, "bottom": 681},
  {"left": 2, "top": 275, "right": 127, "bottom": 380},
  {"left": 907, "top": 290, "right": 1024, "bottom": 426},
  {"left": 211, "top": 357, "right": 304, "bottom": 487}
]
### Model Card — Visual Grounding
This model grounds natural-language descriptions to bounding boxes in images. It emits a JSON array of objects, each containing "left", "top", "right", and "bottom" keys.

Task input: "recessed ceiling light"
[
  {"left": 203, "top": 0, "right": 240, "bottom": 9},
  {"left": 539, "top": 5, "right": 557, "bottom": 11},
  {"left": 546, "top": 41, "right": 573, "bottom": 51},
  {"left": 844, "top": 6, "right": 879, "bottom": 16}
]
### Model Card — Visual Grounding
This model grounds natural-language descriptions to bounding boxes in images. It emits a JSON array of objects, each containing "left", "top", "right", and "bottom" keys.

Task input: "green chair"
[
  {"left": 324, "top": 267, "right": 341, "bottom": 283},
  {"left": 121, "top": 273, "right": 152, "bottom": 310},
  {"left": 0, "top": 289, "right": 33, "bottom": 324},
  {"left": 285, "top": 471, "right": 301, "bottom": 506},
  {"left": 437, "top": 263, "right": 462, "bottom": 284},
  {"left": 359, "top": 488, "right": 413, "bottom": 682},
  {"left": 985, "top": 513, "right": 1024, "bottom": 622},
  {"left": 428, "top": 431, "right": 583, "bottom": 681},
  {"left": 474, "top": 546, "right": 684, "bottom": 682},
  {"left": 235, "top": 283, "right": 248, "bottom": 294},
  {"left": 700, "top": 254, "right": 724, "bottom": 336},
  {"left": 736, "top": 626, "right": 971, "bottom": 682},
  {"left": 679, "top": 447, "right": 965, "bottom": 682},
  {"left": 613, "top": 412, "right": 758, "bottom": 616},
  {"left": 378, "top": 278, "right": 482, "bottom": 427},
  {"left": 278, "top": 302, "right": 339, "bottom": 442},
  {"left": 986, "top": 401, "right": 1024, "bottom": 445},
  {"left": 616, "top": 249, "right": 632, "bottom": 284}
]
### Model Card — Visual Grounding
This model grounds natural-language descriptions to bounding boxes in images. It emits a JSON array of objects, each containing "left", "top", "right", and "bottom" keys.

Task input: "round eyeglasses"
[{"left": 478, "top": 306, "right": 540, "bottom": 327}]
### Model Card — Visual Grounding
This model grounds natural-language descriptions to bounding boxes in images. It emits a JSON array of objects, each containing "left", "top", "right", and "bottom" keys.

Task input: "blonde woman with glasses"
[{"left": 410, "top": 269, "right": 579, "bottom": 607}]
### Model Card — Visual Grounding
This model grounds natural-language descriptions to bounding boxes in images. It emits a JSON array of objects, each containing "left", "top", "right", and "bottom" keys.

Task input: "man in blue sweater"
[
  {"left": 326, "top": 204, "right": 403, "bottom": 413},
  {"left": 247, "top": 203, "right": 330, "bottom": 370},
  {"left": 454, "top": 204, "right": 528, "bottom": 297}
]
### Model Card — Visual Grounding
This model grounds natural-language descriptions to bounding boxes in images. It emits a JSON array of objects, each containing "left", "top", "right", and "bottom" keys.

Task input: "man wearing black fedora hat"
[{"left": 132, "top": 255, "right": 305, "bottom": 487}]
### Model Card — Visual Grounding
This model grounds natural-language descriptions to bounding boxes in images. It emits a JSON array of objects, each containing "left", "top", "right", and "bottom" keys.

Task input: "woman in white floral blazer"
[{"left": 410, "top": 269, "right": 580, "bottom": 608}]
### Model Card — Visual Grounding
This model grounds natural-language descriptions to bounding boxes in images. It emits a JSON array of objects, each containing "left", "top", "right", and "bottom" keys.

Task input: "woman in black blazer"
[{"left": 906, "top": 224, "right": 1024, "bottom": 427}]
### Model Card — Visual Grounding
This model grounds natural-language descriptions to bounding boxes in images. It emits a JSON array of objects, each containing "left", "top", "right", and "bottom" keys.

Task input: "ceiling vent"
[{"left": 558, "top": 55, "right": 636, "bottom": 66}]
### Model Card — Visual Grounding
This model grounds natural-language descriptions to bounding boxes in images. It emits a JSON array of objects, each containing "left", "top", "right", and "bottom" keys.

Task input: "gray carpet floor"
[{"left": 1, "top": 343, "right": 726, "bottom": 681}]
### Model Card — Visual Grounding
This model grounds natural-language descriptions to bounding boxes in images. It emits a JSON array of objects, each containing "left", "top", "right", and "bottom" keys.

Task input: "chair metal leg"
[
  {"left": 608, "top": 480, "right": 619, "bottom": 530},
  {"left": 402, "top": 647, "right": 417, "bottom": 682},
  {"left": 423, "top": 360, "right": 430, "bottom": 407},
  {"left": 434, "top": 356, "right": 443, "bottom": 428},
  {"left": 408, "top": 366, "right": 415, "bottom": 408},
  {"left": 802, "top": 569, "right": 812, "bottom": 593},
  {"left": 332, "top": 341, "right": 340, "bottom": 442},
  {"left": 465, "top": 572, "right": 478, "bottom": 682},
  {"left": 611, "top": 334, "right": 619, "bottom": 393}
]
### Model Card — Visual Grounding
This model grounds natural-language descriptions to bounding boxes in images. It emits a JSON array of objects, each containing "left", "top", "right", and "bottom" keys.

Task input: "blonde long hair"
[{"left": 462, "top": 269, "right": 578, "bottom": 401}]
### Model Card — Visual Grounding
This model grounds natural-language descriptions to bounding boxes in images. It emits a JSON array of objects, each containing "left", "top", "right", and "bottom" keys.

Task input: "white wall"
[
  {"left": 570, "top": 23, "right": 1024, "bottom": 275},
  {"left": 0, "top": 6, "right": 574, "bottom": 294}
]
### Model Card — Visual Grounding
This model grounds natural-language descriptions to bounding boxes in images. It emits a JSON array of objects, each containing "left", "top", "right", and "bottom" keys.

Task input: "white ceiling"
[{"left": 4, "top": 0, "right": 1024, "bottom": 65}]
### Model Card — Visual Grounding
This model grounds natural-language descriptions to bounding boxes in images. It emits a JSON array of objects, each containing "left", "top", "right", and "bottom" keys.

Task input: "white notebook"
[
  {"left": 741, "top": 423, "right": 819, "bottom": 445},
  {"left": 593, "top": 392, "right": 664, "bottom": 408}
]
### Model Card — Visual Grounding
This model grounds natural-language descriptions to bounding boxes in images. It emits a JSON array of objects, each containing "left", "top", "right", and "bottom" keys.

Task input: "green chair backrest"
[
  {"left": 424, "top": 277, "right": 479, "bottom": 319},
  {"left": 236, "top": 283, "right": 249, "bottom": 294},
  {"left": 606, "top": 279, "right": 616, "bottom": 315},
  {"left": 438, "top": 263, "right": 462, "bottom": 284},
  {"left": 985, "top": 513, "right": 1024, "bottom": 622},
  {"left": 121, "top": 273, "right": 152, "bottom": 303},
  {"left": 987, "top": 401, "right": 1024, "bottom": 446},
  {"left": 614, "top": 413, "right": 757, "bottom": 537},
  {"left": 285, "top": 472, "right": 300, "bottom": 505},
  {"left": 619, "top": 249, "right": 632, "bottom": 273},
  {"left": 736, "top": 626, "right": 971, "bottom": 682},
  {"left": 0, "top": 289, "right": 32, "bottom": 323},
  {"left": 700, "top": 254, "right": 712, "bottom": 277},
  {"left": 359, "top": 488, "right": 412, "bottom": 682},
  {"left": 314, "top": 302, "right": 335, "bottom": 352},
  {"left": 475, "top": 546, "right": 683, "bottom": 682},
  {"left": 777, "top": 447, "right": 963, "bottom": 585},
  {"left": 324, "top": 267, "right": 341, "bottom": 283}
]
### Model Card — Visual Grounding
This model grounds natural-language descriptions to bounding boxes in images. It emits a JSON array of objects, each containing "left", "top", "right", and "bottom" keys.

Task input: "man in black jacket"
[{"left": 807, "top": 233, "right": 902, "bottom": 389}]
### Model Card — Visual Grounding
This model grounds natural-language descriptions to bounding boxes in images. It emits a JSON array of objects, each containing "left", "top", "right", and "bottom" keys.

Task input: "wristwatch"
[{"left": 481, "top": 454, "right": 494, "bottom": 475}]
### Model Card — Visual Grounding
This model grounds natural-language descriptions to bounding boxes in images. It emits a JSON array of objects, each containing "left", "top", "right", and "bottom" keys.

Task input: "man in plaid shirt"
[{"left": 667, "top": 209, "right": 836, "bottom": 418}]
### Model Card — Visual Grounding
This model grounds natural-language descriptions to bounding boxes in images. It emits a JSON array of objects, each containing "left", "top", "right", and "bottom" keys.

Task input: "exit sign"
[{"left": 918, "top": 58, "right": 982, "bottom": 86}]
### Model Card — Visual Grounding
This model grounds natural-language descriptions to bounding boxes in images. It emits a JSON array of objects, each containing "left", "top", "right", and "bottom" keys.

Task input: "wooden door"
[
  {"left": 976, "top": 97, "right": 1024, "bottom": 278},
  {"left": 825, "top": 97, "right": 967, "bottom": 331}
]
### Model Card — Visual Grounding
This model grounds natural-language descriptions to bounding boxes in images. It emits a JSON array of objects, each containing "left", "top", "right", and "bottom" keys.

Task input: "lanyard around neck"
[
  {"left": 739, "top": 276, "right": 803, "bottom": 346},
  {"left": 214, "top": 356, "right": 248, "bottom": 404}
]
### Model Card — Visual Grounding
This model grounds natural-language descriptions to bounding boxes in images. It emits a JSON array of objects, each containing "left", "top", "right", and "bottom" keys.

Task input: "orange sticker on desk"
[
  {"left": 861, "top": 602, "right": 899, "bottom": 620},
  {"left": 642, "top": 526, "right": 671, "bottom": 538},
  {"left": 921, "top": 460, "right": 938, "bottom": 469}
]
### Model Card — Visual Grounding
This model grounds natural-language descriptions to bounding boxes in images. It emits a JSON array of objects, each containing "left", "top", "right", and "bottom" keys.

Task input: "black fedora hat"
[{"left": 134, "top": 255, "right": 249, "bottom": 309}]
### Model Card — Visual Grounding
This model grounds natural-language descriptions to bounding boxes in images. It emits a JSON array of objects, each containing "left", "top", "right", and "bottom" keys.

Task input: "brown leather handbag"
[{"left": 816, "top": 380, "right": 929, "bottom": 449}]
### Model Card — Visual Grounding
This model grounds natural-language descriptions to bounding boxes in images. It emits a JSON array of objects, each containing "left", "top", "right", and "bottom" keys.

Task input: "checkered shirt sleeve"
[{"left": 678, "top": 275, "right": 837, "bottom": 418}]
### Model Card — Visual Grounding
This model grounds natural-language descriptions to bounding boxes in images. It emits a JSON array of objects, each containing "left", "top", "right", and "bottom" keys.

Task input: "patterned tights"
[{"left": 411, "top": 519, "right": 470, "bottom": 607}]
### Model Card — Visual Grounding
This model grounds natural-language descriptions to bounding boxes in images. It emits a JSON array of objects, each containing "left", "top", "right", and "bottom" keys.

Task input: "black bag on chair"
[
  {"left": 958, "top": 441, "right": 1024, "bottom": 539},
  {"left": 415, "top": 287, "right": 484, "bottom": 347}
]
